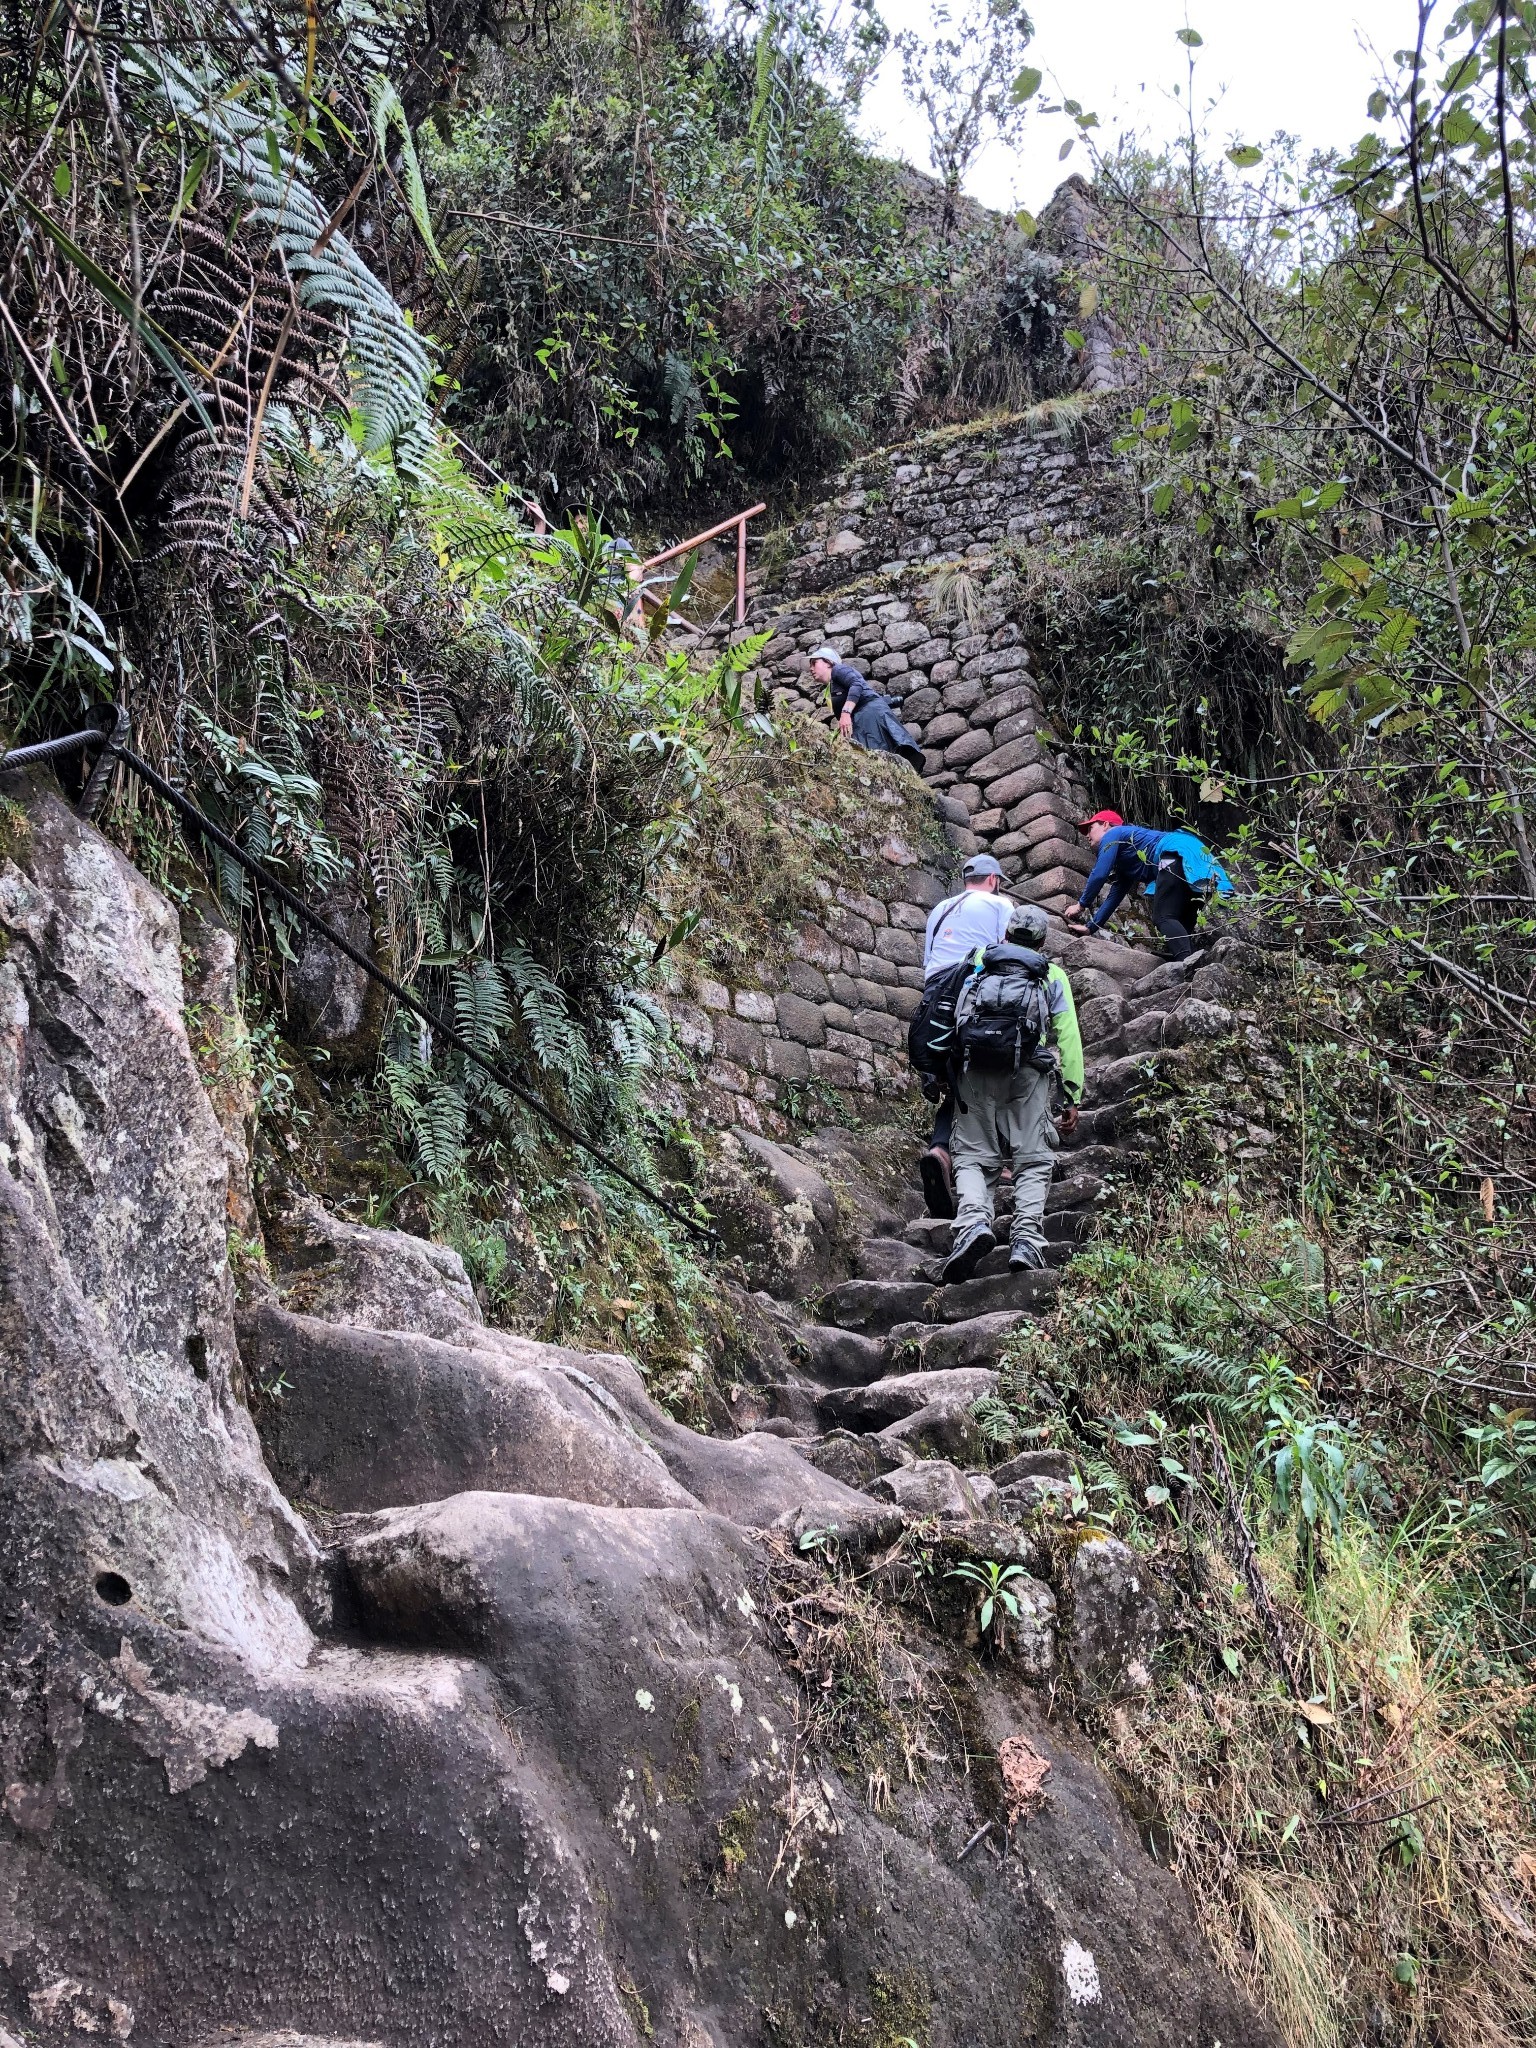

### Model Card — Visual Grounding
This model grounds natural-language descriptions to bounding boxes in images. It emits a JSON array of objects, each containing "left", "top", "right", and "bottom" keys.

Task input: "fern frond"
[
  {"left": 369, "top": 74, "right": 445, "bottom": 270},
  {"left": 152, "top": 56, "right": 435, "bottom": 459}
]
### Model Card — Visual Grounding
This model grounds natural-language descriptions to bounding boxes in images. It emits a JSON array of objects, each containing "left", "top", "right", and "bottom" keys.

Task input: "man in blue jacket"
[{"left": 1067, "top": 808, "right": 1232, "bottom": 959}]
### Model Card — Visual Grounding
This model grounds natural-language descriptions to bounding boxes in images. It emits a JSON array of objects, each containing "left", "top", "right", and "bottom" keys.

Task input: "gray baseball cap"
[
  {"left": 961, "top": 853, "right": 1005, "bottom": 881},
  {"left": 808, "top": 645, "right": 841, "bottom": 665},
  {"left": 1008, "top": 902, "right": 1049, "bottom": 945}
]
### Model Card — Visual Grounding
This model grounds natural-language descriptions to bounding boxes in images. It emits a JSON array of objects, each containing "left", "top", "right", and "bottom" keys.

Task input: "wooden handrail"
[{"left": 639, "top": 501, "right": 767, "bottom": 626}]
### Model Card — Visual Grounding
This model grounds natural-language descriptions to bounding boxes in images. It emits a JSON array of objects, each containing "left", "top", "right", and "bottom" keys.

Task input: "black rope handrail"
[{"left": 0, "top": 716, "right": 719, "bottom": 1249}]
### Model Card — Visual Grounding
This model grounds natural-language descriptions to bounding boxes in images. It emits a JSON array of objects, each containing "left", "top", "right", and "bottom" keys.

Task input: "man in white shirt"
[
  {"left": 916, "top": 854, "right": 1016, "bottom": 1216},
  {"left": 923, "top": 854, "right": 1015, "bottom": 979}
]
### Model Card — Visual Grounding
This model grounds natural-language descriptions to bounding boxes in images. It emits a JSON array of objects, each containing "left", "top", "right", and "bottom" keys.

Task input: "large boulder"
[
  {"left": 260, "top": 1188, "right": 482, "bottom": 1341},
  {"left": 0, "top": 788, "right": 315, "bottom": 1669},
  {"left": 1060, "top": 1531, "right": 1162, "bottom": 1694},
  {"left": 240, "top": 1305, "right": 698, "bottom": 1513},
  {"left": 702, "top": 1130, "right": 854, "bottom": 1299}
]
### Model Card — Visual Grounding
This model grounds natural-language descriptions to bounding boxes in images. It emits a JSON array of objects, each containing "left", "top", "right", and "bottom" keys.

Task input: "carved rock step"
[
  {"left": 885, "top": 1310, "right": 1033, "bottom": 1371},
  {"left": 855, "top": 1235, "right": 934, "bottom": 1283},
  {"left": 818, "top": 1277, "right": 936, "bottom": 1335},
  {"left": 792, "top": 1322, "right": 892, "bottom": 1386},
  {"left": 927, "top": 1267, "right": 1061, "bottom": 1321},
  {"left": 819, "top": 1263, "right": 1060, "bottom": 1333},
  {"left": 819, "top": 1366, "right": 999, "bottom": 1431}
]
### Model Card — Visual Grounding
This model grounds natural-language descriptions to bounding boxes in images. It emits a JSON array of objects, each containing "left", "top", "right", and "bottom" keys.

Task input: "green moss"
[
  {"left": 871, "top": 1966, "right": 931, "bottom": 2048},
  {"left": 0, "top": 793, "right": 29, "bottom": 868},
  {"left": 617, "top": 1974, "right": 654, "bottom": 2038},
  {"left": 713, "top": 1799, "right": 758, "bottom": 1892},
  {"left": 665, "top": 1696, "right": 702, "bottom": 1801}
]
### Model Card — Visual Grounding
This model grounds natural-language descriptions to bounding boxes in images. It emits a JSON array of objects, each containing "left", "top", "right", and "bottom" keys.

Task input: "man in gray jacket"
[
  {"left": 914, "top": 853, "right": 1015, "bottom": 1217},
  {"left": 943, "top": 902, "right": 1085, "bottom": 1283}
]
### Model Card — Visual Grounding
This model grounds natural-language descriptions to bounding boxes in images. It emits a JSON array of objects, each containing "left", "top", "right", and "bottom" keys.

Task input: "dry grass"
[{"left": 1091, "top": 1516, "right": 1536, "bottom": 2048}]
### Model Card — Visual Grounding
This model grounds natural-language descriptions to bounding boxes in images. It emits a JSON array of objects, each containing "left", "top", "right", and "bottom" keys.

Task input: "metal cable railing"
[{"left": 0, "top": 713, "right": 718, "bottom": 1249}]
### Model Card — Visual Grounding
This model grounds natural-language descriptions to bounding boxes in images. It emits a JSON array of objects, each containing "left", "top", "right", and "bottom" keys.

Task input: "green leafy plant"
[{"left": 946, "top": 1557, "right": 1030, "bottom": 1640}]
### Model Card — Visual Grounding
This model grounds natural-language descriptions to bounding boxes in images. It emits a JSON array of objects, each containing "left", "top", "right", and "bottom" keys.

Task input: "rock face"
[{"left": 0, "top": 785, "right": 1275, "bottom": 2047}]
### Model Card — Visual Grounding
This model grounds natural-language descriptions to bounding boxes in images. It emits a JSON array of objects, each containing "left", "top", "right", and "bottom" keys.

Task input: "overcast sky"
[{"left": 856, "top": 0, "right": 1412, "bottom": 212}]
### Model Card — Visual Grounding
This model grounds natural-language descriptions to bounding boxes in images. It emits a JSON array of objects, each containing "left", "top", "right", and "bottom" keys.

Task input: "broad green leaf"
[
  {"left": 1058, "top": 138, "right": 1074, "bottom": 160},
  {"left": 1063, "top": 326, "right": 1085, "bottom": 349},
  {"left": 1150, "top": 482, "right": 1174, "bottom": 516},
  {"left": 1374, "top": 609, "right": 1418, "bottom": 656},
  {"left": 1226, "top": 144, "right": 1262, "bottom": 168},
  {"left": 53, "top": 162, "right": 71, "bottom": 198},
  {"left": 1011, "top": 65, "right": 1042, "bottom": 102},
  {"left": 1176, "top": 27, "right": 1203, "bottom": 45},
  {"left": 1286, "top": 618, "right": 1357, "bottom": 670},
  {"left": 1368, "top": 89, "right": 1388, "bottom": 120}
]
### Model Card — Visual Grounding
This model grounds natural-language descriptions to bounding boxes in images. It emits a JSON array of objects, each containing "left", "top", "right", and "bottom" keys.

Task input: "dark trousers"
[
  {"left": 1150, "top": 862, "right": 1201, "bottom": 960},
  {"left": 929, "top": 1090, "right": 954, "bottom": 1152}
]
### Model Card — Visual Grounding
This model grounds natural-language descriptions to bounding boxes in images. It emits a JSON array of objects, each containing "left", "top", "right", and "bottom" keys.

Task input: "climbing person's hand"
[
  {"left": 1057, "top": 1104, "right": 1080, "bottom": 1139},
  {"left": 838, "top": 710, "right": 853, "bottom": 737},
  {"left": 1062, "top": 903, "right": 1090, "bottom": 933}
]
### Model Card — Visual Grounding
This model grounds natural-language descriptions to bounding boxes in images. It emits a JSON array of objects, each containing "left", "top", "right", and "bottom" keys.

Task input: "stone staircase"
[{"left": 728, "top": 927, "right": 1252, "bottom": 1581}]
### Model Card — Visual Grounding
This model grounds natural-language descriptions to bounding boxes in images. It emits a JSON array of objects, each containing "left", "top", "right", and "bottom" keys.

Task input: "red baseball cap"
[{"left": 1078, "top": 808, "right": 1123, "bottom": 830}]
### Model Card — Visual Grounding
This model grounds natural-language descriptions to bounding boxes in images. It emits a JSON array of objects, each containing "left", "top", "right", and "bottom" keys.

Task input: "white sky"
[{"left": 857, "top": 0, "right": 1412, "bottom": 213}]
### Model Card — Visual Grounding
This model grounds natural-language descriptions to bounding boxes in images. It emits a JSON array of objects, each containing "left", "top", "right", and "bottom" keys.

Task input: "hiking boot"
[
  {"left": 1008, "top": 1239, "right": 1047, "bottom": 1272},
  {"left": 919, "top": 1146, "right": 957, "bottom": 1220},
  {"left": 942, "top": 1223, "right": 995, "bottom": 1285}
]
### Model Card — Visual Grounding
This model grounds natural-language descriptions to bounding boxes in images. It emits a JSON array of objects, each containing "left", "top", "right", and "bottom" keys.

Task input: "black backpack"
[
  {"left": 953, "top": 943, "right": 1053, "bottom": 1075},
  {"left": 907, "top": 957, "right": 972, "bottom": 1090}
]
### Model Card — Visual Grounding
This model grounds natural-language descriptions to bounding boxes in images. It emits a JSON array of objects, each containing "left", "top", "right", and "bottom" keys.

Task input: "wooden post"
[{"left": 736, "top": 515, "right": 748, "bottom": 626}]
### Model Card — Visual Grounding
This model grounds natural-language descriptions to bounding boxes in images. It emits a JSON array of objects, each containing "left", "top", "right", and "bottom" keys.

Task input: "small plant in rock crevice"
[{"left": 946, "top": 1558, "right": 1030, "bottom": 1648}]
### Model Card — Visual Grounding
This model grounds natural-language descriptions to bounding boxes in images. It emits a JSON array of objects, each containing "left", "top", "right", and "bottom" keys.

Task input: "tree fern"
[
  {"left": 368, "top": 74, "right": 445, "bottom": 271},
  {"left": 152, "top": 55, "right": 434, "bottom": 460}
]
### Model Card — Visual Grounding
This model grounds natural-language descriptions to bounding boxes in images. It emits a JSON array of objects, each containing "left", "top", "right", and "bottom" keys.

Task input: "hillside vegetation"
[{"left": 3, "top": 0, "right": 1536, "bottom": 2044}]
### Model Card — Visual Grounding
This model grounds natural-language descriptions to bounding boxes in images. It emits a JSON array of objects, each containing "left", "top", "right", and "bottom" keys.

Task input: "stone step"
[
  {"left": 1085, "top": 1050, "right": 1165, "bottom": 1102},
  {"left": 901, "top": 1214, "right": 953, "bottom": 1254},
  {"left": 927, "top": 1267, "right": 1060, "bottom": 1322},
  {"left": 885, "top": 1309, "right": 1032, "bottom": 1372},
  {"left": 1044, "top": 1208, "right": 1092, "bottom": 1246},
  {"left": 751, "top": 1386, "right": 823, "bottom": 1433},
  {"left": 792, "top": 1323, "right": 893, "bottom": 1387},
  {"left": 855, "top": 1236, "right": 936, "bottom": 1284},
  {"left": 818, "top": 1278, "right": 935, "bottom": 1335},
  {"left": 819, "top": 1365, "right": 998, "bottom": 1432},
  {"left": 993, "top": 1446, "right": 1074, "bottom": 1484},
  {"left": 1056, "top": 1141, "right": 1130, "bottom": 1180}
]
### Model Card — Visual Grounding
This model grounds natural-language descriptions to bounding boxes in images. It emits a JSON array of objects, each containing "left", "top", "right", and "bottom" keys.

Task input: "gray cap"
[
  {"left": 1008, "top": 902, "right": 1049, "bottom": 945},
  {"left": 808, "top": 645, "right": 840, "bottom": 665},
  {"left": 961, "top": 853, "right": 1005, "bottom": 881}
]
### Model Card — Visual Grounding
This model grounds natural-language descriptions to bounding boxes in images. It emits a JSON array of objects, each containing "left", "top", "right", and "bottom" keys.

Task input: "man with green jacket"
[{"left": 943, "top": 902, "right": 1085, "bottom": 1283}]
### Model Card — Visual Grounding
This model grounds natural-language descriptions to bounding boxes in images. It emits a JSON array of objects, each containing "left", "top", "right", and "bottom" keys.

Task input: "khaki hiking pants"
[{"left": 951, "top": 1062, "right": 1057, "bottom": 1254}]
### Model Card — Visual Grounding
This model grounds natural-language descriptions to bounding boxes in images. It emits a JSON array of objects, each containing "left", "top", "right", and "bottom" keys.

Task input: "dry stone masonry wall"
[
  {"left": 756, "top": 593, "right": 1096, "bottom": 906},
  {"left": 773, "top": 407, "right": 1129, "bottom": 597},
  {"left": 660, "top": 808, "right": 951, "bottom": 1141},
  {"left": 670, "top": 405, "right": 1131, "bottom": 1133}
]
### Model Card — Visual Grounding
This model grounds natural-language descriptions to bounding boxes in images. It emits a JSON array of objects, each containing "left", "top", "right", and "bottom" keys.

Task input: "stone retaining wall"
[
  {"left": 666, "top": 404, "right": 1130, "bottom": 1135},
  {"left": 659, "top": 812, "right": 954, "bottom": 1141},
  {"left": 748, "top": 585, "right": 1095, "bottom": 911},
  {"left": 773, "top": 406, "right": 1128, "bottom": 598}
]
